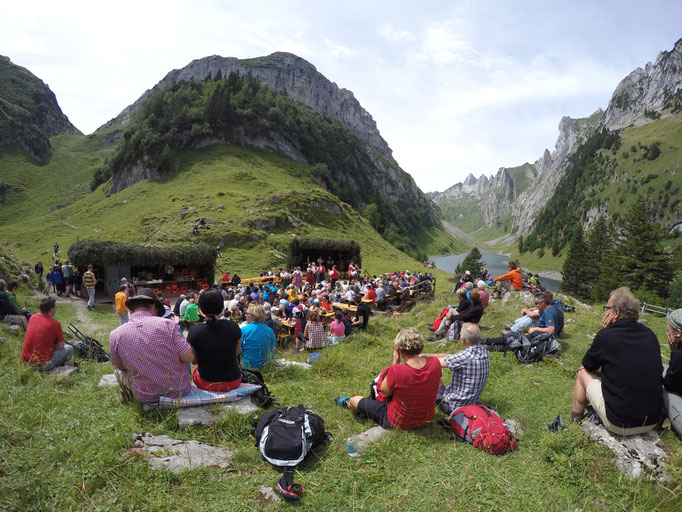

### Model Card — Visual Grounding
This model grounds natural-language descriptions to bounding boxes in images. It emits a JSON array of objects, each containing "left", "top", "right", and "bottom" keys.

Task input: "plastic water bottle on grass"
[{"left": 346, "top": 436, "right": 359, "bottom": 458}]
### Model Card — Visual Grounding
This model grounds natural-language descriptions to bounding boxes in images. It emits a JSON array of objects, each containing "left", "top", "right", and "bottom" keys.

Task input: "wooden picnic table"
[{"left": 332, "top": 302, "right": 358, "bottom": 313}]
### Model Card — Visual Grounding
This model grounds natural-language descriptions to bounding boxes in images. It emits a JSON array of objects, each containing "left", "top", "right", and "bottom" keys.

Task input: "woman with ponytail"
[{"left": 187, "top": 289, "right": 243, "bottom": 391}]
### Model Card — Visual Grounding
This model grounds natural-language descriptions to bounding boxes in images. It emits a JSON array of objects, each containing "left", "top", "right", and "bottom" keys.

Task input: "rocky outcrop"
[
  {"left": 99, "top": 52, "right": 394, "bottom": 163},
  {"left": 601, "top": 37, "right": 682, "bottom": 130},
  {"left": 434, "top": 108, "right": 603, "bottom": 234},
  {"left": 434, "top": 39, "right": 682, "bottom": 236},
  {"left": 0, "top": 55, "right": 79, "bottom": 162}
]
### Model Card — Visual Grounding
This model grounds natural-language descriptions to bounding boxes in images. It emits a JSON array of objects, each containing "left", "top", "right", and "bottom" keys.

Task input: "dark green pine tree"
[
  {"left": 617, "top": 198, "right": 672, "bottom": 298},
  {"left": 583, "top": 216, "right": 614, "bottom": 299},
  {"left": 455, "top": 247, "right": 485, "bottom": 276},
  {"left": 560, "top": 225, "right": 590, "bottom": 299}
]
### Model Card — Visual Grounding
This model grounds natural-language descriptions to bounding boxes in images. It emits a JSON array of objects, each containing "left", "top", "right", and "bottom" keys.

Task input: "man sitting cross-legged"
[
  {"left": 570, "top": 287, "right": 662, "bottom": 435},
  {"left": 334, "top": 327, "right": 442, "bottom": 429},
  {"left": 110, "top": 288, "right": 196, "bottom": 404},
  {"left": 21, "top": 297, "right": 74, "bottom": 371},
  {"left": 421, "top": 323, "right": 490, "bottom": 416}
]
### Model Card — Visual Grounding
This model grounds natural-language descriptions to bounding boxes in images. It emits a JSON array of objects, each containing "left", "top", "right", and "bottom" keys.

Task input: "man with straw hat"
[{"left": 110, "top": 288, "right": 196, "bottom": 404}]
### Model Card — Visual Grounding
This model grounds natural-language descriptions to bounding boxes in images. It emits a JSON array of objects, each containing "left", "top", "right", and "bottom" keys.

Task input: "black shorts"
[{"left": 357, "top": 398, "right": 392, "bottom": 429}]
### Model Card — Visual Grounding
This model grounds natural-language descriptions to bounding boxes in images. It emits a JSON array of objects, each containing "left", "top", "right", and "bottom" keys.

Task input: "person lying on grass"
[
  {"left": 335, "top": 327, "right": 442, "bottom": 429},
  {"left": 420, "top": 322, "right": 490, "bottom": 416},
  {"left": 571, "top": 287, "right": 662, "bottom": 436}
]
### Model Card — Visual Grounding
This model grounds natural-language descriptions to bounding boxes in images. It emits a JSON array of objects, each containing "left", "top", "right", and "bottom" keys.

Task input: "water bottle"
[{"left": 346, "top": 436, "right": 359, "bottom": 458}]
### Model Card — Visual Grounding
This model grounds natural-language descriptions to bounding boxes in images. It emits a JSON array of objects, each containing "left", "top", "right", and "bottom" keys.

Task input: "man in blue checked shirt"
[{"left": 421, "top": 323, "right": 490, "bottom": 415}]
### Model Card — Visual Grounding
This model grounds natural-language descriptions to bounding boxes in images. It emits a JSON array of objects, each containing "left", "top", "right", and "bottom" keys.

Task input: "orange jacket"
[{"left": 494, "top": 267, "right": 523, "bottom": 290}]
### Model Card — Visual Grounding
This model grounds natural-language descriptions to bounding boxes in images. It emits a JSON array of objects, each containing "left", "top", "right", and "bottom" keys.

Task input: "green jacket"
[
  {"left": 6, "top": 291, "right": 27, "bottom": 315},
  {"left": 182, "top": 303, "right": 200, "bottom": 323}
]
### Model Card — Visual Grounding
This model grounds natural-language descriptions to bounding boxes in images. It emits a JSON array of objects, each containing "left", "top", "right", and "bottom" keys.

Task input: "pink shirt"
[
  {"left": 330, "top": 320, "right": 345, "bottom": 337},
  {"left": 110, "top": 311, "right": 192, "bottom": 403}
]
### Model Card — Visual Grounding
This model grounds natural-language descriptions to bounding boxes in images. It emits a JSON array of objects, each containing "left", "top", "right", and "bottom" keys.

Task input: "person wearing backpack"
[
  {"left": 335, "top": 327, "right": 442, "bottom": 429},
  {"left": 420, "top": 323, "right": 489, "bottom": 416}
]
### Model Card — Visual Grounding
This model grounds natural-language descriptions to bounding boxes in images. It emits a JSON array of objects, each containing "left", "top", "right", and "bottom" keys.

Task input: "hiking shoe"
[
  {"left": 548, "top": 414, "right": 567, "bottom": 432},
  {"left": 276, "top": 482, "right": 301, "bottom": 501},
  {"left": 501, "top": 329, "right": 510, "bottom": 336},
  {"left": 334, "top": 396, "right": 349, "bottom": 408},
  {"left": 427, "top": 325, "right": 436, "bottom": 332},
  {"left": 426, "top": 335, "right": 437, "bottom": 342},
  {"left": 504, "top": 323, "right": 513, "bottom": 330}
]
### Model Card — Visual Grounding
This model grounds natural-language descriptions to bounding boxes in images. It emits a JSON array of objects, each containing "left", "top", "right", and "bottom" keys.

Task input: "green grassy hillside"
[
  {"left": 0, "top": 134, "right": 457, "bottom": 277},
  {"left": 0, "top": 283, "right": 679, "bottom": 511}
]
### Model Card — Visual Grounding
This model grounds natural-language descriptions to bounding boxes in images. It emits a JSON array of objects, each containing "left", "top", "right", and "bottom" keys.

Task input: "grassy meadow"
[
  {"left": 0, "top": 134, "right": 462, "bottom": 277},
  {"left": 1, "top": 283, "right": 680, "bottom": 511}
]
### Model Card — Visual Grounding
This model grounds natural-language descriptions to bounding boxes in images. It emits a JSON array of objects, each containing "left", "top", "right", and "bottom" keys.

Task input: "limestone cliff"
[
  {"left": 0, "top": 55, "right": 78, "bottom": 162},
  {"left": 99, "top": 52, "right": 394, "bottom": 163},
  {"left": 434, "top": 38, "right": 682, "bottom": 236}
]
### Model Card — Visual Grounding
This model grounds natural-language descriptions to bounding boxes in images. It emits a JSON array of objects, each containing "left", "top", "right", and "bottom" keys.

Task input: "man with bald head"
[{"left": 421, "top": 322, "right": 490, "bottom": 415}]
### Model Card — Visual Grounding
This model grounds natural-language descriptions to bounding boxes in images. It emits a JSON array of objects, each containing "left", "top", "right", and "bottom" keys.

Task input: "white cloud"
[{"left": 324, "top": 38, "right": 355, "bottom": 57}]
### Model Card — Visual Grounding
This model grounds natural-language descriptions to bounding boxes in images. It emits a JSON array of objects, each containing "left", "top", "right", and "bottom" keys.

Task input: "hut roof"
[
  {"left": 287, "top": 237, "right": 361, "bottom": 268},
  {"left": 67, "top": 240, "right": 217, "bottom": 269}
]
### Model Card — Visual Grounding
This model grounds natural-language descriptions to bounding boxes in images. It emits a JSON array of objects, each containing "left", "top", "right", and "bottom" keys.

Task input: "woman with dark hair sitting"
[{"left": 187, "top": 289, "right": 243, "bottom": 391}]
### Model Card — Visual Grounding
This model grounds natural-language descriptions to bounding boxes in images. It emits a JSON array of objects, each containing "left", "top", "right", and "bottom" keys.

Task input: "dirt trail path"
[
  {"left": 441, "top": 220, "right": 478, "bottom": 249},
  {"left": 30, "top": 291, "right": 101, "bottom": 334}
]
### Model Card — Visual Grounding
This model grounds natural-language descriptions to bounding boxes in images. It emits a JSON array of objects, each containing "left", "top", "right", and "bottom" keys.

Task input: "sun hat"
[{"left": 125, "top": 288, "right": 164, "bottom": 316}]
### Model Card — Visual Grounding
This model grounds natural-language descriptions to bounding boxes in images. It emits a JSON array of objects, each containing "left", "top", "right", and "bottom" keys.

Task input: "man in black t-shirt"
[{"left": 571, "top": 287, "right": 662, "bottom": 435}]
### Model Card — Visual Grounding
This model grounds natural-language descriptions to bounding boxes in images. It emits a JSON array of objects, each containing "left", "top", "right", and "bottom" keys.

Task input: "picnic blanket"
[{"left": 158, "top": 383, "right": 262, "bottom": 408}]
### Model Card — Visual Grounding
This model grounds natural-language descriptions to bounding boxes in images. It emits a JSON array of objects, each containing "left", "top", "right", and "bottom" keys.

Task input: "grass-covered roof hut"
[
  {"left": 68, "top": 240, "right": 218, "bottom": 296},
  {"left": 287, "top": 237, "right": 361, "bottom": 271}
]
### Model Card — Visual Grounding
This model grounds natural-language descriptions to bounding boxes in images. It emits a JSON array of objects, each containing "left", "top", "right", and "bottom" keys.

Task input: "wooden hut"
[
  {"left": 286, "top": 238, "right": 361, "bottom": 271},
  {"left": 67, "top": 240, "right": 217, "bottom": 297}
]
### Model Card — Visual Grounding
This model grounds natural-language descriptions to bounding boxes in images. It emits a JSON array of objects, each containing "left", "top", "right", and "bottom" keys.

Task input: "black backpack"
[
  {"left": 254, "top": 405, "right": 329, "bottom": 467},
  {"left": 488, "top": 332, "right": 560, "bottom": 363},
  {"left": 240, "top": 367, "right": 277, "bottom": 409}
]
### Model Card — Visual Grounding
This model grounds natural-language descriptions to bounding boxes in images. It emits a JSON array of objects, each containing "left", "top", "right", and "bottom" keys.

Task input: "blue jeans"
[
  {"left": 510, "top": 315, "right": 536, "bottom": 333},
  {"left": 87, "top": 288, "right": 95, "bottom": 308}
]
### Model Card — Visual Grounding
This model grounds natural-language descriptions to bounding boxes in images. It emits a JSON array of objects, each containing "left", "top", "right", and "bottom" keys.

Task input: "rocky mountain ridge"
[
  {"left": 434, "top": 37, "right": 682, "bottom": 235},
  {"left": 0, "top": 55, "right": 78, "bottom": 162},
  {"left": 99, "top": 52, "right": 394, "bottom": 163}
]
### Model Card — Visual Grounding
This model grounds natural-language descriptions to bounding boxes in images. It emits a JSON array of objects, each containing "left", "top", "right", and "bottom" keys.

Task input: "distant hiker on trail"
[
  {"left": 21, "top": 297, "right": 74, "bottom": 371},
  {"left": 492, "top": 261, "right": 522, "bottom": 298},
  {"left": 83, "top": 265, "right": 96, "bottom": 310},
  {"left": 34, "top": 262, "right": 43, "bottom": 283},
  {"left": 193, "top": 225, "right": 199, "bottom": 236},
  {"left": 53, "top": 242, "right": 59, "bottom": 257},
  {"left": 663, "top": 308, "right": 682, "bottom": 437},
  {"left": 110, "top": 288, "right": 196, "bottom": 404},
  {"left": 335, "top": 327, "right": 441, "bottom": 429},
  {"left": 421, "top": 322, "right": 489, "bottom": 416},
  {"left": 570, "top": 287, "right": 662, "bottom": 435}
]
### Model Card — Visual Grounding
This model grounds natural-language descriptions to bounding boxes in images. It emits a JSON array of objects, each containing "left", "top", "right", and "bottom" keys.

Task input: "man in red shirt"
[
  {"left": 21, "top": 297, "right": 73, "bottom": 370},
  {"left": 335, "top": 327, "right": 441, "bottom": 429},
  {"left": 329, "top": 265, "right": 340, "bottom": 290}
]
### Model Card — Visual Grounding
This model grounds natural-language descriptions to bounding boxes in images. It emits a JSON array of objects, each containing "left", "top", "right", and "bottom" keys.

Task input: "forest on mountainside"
[{"left": 92, "top": 73, "right": 437, "bottom": 255}]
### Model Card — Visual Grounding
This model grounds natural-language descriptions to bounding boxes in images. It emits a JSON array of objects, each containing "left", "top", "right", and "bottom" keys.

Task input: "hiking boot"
[
  {"left": 334, "top": 396, "right": 349, "bottom": 408},
  {"left": 501, "top": 329, "right": 510, "bottom": 336},
  {"left": 504, "top": 323, "right": 513, "bottom": 330},
  {"left": 426, "top": 335, "right": 438, "bottom": 342},
  {"left": 427, "top": 325, "right": 436, "bottom": 332}
]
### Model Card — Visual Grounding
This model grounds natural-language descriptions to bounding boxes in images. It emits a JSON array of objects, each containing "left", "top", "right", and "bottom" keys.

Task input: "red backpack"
[
  {"left": 433, "top": 307, "right": 450, "bottom": 331},
  {"left": 448, "top": 404, "right": 517, "bottom": 455}
]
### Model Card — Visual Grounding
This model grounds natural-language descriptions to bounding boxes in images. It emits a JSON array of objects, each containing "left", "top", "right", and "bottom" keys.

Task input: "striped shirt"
[{"left": 83, "top": 271, "right": 96, "bottom": 289}]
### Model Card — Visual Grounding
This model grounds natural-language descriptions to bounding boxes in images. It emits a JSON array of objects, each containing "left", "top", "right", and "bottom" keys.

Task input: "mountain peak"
[{"left": 99, "top": 52, "right": 394, "bottom": 162}]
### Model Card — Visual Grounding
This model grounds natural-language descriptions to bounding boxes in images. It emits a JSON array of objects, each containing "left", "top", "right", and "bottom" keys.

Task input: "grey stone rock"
[
  {"left": 98, "top": 374, "right": 118, "bottom": 387},
  {"left": 177, "top": 397, "right": 259, "bottom": 429},
  {"left": 504, "top": 418, "right": 522, "bottom": 436},
  {"left": 178, "top": 207, "right": 192, "bottom": 219},
  {"left": 130, "top": 432, "right": 233, "bottom": 473},
  {"left": 48, "top": 366, "right": 79, "bottom": 377},
  {"left": 260, "top": 485, "right": 282, "bottom": 503},
  {"left": 276, "top": 358, "right": 311, "bottom": 370},
  {"left": 581, "top": 423, "right": 668, "bottom": 481}
]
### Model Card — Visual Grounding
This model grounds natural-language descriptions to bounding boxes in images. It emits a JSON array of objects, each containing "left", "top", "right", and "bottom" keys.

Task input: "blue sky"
[{"left": 2, "top": 0, "right": 681, "bottom": 191}]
